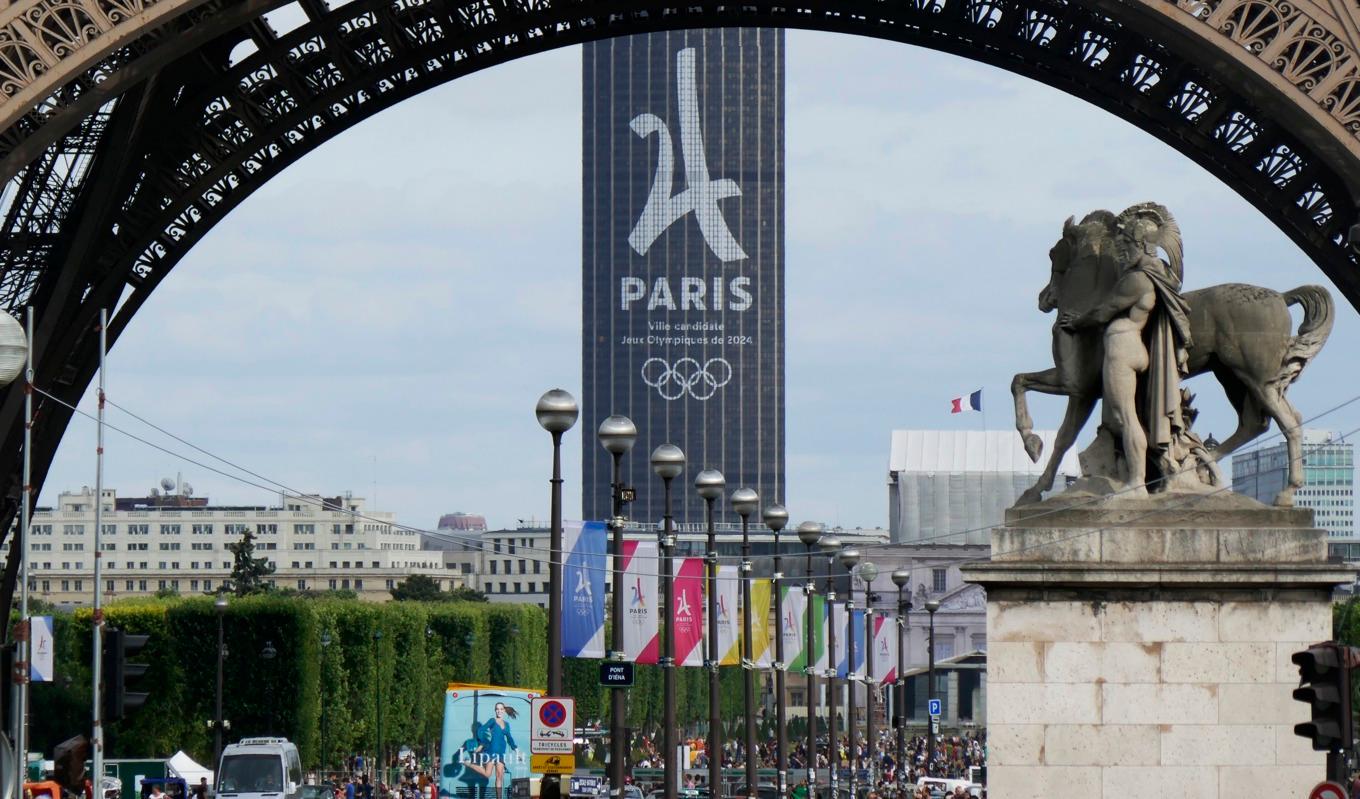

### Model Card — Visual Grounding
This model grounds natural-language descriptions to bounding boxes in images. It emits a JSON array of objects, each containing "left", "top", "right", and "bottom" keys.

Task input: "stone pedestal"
[{"left": 961, "top": 494, "right": 1355, "bottom": 799}]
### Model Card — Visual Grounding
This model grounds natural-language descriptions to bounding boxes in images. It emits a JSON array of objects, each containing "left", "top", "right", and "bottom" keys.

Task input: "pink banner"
[
  {"left": 673, "top": 557, "right": 705, "bottom": 667},
  {"left": 872, "top": 613, "right": 898, "bottom": 686},
  {"left": 621, "top": 540, "right": 659, "bottom": 664}
]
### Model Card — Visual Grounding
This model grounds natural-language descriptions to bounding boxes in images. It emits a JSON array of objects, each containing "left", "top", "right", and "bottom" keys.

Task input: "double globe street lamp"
[
  {"left": 795, "top": 522, "right": 824, "bottom": 791},
  {"left": 536, "top": 389, "right": 579, "bottom": 699},
  {"left": 650, "top": 443, "right": 685, "bottom": 799},
  {"left": 695, "top": 469, "right": 726, "bottom": 799},
  {"left": 889, "top": 570, "right": 911, "bottom": 795},
  {"left": 597, "top": 415, "right": 637, "bottom": 799}
]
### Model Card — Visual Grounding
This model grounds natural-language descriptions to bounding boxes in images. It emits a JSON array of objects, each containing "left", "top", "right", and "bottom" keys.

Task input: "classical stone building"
[{"left": 9, "top": 483, "right": 474, "bottom": 604}]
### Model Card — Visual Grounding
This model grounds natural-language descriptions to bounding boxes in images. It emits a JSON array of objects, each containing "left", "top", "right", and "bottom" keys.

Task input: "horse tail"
[{"left": 1276, "top": 284, "right": 1335, "bottom": 387}]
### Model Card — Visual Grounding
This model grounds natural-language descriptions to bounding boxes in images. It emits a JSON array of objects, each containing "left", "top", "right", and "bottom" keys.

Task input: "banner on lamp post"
[
  {"left": 750, "top": 579, "right": 773, "bottom": 668},
  {"left": 716, "top": 565, "right": 740, "bottom": 666},
  {"left": 674, "top": 557, "right": 705, "bottom": 667},
  {"left": 872, "top": 614, "right": 898, "bottom": 686},
  {"left": 562, "top": 521, "right": 607, "bottom": 658},
  {"left": 780, "top": 585, "right": 806, "bottom": 672},
  {"left": 621, "top": 540, "right": 659, "bottom": 664}
]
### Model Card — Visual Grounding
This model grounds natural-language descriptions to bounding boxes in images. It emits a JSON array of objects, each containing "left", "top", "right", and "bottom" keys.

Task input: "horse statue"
[{"left": 1011, "top": 205, "right": 1333, "bottom": 506}]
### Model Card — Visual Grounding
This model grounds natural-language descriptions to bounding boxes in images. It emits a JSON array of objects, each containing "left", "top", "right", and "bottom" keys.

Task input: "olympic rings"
[{"left": 640, "top": 356, "right": 733, "bottom": 401}]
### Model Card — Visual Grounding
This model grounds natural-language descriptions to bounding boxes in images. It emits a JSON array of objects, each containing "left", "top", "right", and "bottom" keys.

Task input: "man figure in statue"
[{"left": 1059, "top": 203, "right": 1190, "bottom": 496}]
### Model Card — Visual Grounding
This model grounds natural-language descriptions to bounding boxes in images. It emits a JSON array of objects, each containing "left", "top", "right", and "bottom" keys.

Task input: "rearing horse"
[{"left": 1012, "top": 209, "right": 1333, "bottom": 506}]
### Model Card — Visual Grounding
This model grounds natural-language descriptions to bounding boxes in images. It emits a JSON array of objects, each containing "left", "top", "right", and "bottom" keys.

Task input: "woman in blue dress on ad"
[{"left": 462, "top": 702, "right": 519, "bottom": 798}]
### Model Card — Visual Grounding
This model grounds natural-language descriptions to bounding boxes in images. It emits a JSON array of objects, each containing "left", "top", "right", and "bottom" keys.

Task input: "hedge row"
[
  {"left": 31, "top": 597, "right": 546, "bottom": 768},
  {"left": 31, "top": 598, "right": 768, "bottom": 769}
]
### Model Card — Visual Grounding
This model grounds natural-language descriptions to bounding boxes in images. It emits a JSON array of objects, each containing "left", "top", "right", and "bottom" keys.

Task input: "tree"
[
  {"left": 447, "top": 585, "right": 487, "bottom": 603},
  {"left": 224, "top": 529, "right": 275, "bottom": 596},
  {"left": 391, "top": 574, "right": 443, "bottom": 602}
]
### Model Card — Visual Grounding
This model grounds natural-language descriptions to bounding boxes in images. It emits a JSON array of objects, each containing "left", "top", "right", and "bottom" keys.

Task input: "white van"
[{"left": 217, "top": 738, "right": 303, "bottom": 799}]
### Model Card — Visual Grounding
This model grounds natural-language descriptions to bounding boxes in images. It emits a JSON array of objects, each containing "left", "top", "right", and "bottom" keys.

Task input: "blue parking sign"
[{"left": 928, "top": 698, "right": 942, "bottom": 717}]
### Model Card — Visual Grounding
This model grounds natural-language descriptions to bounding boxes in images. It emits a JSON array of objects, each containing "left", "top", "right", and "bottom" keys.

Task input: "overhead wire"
[{"left": 31, "top": 384, "right": 1360, "bottom": 585}]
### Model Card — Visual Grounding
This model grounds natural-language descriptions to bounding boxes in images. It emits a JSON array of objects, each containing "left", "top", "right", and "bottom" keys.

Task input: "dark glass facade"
[{"left": 582, "top": 29, "right": 785, "bottom": 528}]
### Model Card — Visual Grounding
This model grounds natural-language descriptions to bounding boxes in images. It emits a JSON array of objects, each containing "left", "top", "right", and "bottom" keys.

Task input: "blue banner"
[
  {"left": 440, "top": 686, "right": 536, "bottom": 799},
  {"left": 561, "top": 520, "right": 607, "bottom": 658},
  {"left": 836, "top": 609, "right": 866, "bottom": 679}
]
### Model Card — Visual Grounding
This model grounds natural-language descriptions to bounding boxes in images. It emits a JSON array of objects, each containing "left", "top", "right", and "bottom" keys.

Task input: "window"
[
  {"left": 137, "top": 580, "right": 147, "bottom": 591},
  {"left": 386, "top": 579, "right": 395, "bottom": 589},
  {"left": 932, "top": 568, "right": 947, "bottom": 593},
  {"left": 128, "top": 542, "right": 148, "bottom": 551},
  {"left": 101, "top": 543, "right": 115, "bottom": 551},
  {"left": 192, "top": 524, "right": 214, "bottom": 535},
  {"left": 40, "top": 580, "right": 49, "bottom": 592},
  {"left": 257, "top": 524, "right": 277, "bottom": 535},
  {"left": 60, "top": 580, "right": 69, "bottom": 591},
  {"left": 124, "top": 580, "right": 133, "bottom": 591},
  {"left": 534, "top": 560, "right": 541, "bottom": 575},
  {"left": 102, "top": 524, "right": 117, "bottom": 536},
  {"left": 62, "top": 543, "right": 84, "bottom": 551},
  {"left": 106, "top": 580, "right": 114, "bottom": 592},
  {"left": 191, "top": 580, "right": 199, "bottom": 591},
  {"left": 192, "top": 543, "right": 211, "bottom": 551},
  {"left": 354, "top": 579, "right": 363, "bottom": 590},
  {"left": 159, "top": 542, "right": 181, "bottom": 551},
  {"left": 490, "top": 561, "right": 498, "bottom": 575},
  {"left": 294, "top": 524, "right": 315, "bottom": 535},
  {"left": 128, "top": 524, "right": 148, "bottom": 535},
  {"left": 519, "top": 561, "right": 526, "bottom": 575},
  {"left": 62, "top": 524, "right": 84, "bottom": 535},
  {"left": 31, "top": 525, "right": 51, "bottom": 536},
  {"left": 160, "top": 524, "right": 181, "bottom": 535},
  {"left": 225, "top": 524, "right": 249, "bottom": 535},
  {"left": 204, "top": 579, "right": 213, "bottom": 590},
  {"left": 74, "top": 580, "right": 82, "bottom": 591},
  {"left": 297, "top": 579, "right": 307, "bottom": 590},
  {"left": 329, "top": 579, "right": 337, "bottom": 590}
]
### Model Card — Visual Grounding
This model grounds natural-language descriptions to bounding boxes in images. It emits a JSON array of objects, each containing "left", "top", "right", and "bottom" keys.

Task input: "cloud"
[{"left": 38, "top": 32, "right": 1360, "bottom": 535}]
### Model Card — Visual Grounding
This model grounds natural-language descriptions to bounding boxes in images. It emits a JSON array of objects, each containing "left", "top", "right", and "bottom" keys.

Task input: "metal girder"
[{"left": 0, "top": 0, "right": 1358, "bottom": 631}]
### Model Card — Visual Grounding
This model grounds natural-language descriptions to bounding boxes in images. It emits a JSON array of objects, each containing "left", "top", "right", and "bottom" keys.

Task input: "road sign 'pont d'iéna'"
[{"left": 599, "top": 662, "right": 634, "bottom": 687}]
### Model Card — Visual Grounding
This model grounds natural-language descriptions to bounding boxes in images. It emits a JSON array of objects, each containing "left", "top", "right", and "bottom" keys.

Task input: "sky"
[{"left": 35, "top": 29, "right": 1360, "bottom": 533}]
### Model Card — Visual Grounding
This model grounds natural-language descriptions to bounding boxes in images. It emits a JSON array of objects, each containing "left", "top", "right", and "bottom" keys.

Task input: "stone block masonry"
[{"left": 962, "top": 494, "right": 1354, "bottom": 799}]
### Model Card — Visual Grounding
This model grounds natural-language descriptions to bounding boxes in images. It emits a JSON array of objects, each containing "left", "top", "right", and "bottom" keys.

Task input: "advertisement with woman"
[{"left": 440, "top": 685, "right": 536, "bottom": 799}]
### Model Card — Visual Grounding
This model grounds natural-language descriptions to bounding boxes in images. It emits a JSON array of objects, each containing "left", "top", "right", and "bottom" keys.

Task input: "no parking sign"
[
  {"left": 530, "top": 696, "right": 575, "bottom": 754},
  {"left": 1309, "top": 782, "right": 1347, "bottom": 799}
]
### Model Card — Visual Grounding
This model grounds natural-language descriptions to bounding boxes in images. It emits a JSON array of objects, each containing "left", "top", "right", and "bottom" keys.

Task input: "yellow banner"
[
  {"left": 531, "top": 753, "right": 575, "bottom": 774},
  {"left": 751, "top": 578, "right": 773, "bottom": 667}
]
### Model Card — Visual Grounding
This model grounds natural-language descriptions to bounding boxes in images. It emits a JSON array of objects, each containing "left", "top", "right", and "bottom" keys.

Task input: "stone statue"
[{"left": 1011, "top": 203, "right": 1334, "bottom": 506}]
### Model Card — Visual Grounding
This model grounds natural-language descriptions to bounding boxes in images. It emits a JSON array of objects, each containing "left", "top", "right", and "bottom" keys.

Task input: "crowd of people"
[{"left": 620, "top": 728, "right": 985, "bottom": 796}]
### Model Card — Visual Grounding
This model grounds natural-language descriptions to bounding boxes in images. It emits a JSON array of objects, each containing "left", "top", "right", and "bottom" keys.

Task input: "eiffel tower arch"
[{"left": 1, "top": 0, "right": 1360, "bottom": 618}]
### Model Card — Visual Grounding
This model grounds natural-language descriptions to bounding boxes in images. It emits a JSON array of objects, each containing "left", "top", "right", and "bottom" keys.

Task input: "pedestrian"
[
  {"left": 345, "top": 778, "right": 356, "bottom": 799},
  {"left": 790, "top": 780, "right": 808, "bottom": 799}
]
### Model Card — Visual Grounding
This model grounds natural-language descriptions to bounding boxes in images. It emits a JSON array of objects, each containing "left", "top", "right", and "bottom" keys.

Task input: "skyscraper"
[
  {"left": 1232, "top": 429, "right": 1355, "bottom": 547},
  {"left": 582, "top": 31, "right": 786, "bottom": 526}
]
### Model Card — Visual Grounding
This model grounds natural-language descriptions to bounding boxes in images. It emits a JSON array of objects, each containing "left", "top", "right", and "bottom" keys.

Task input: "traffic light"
[
  {"left": 1292, "top": 642, "right": 1353, "bottom": 751},
  {"left": 102, "top": 627, "right": 150, "bottom": 722}
]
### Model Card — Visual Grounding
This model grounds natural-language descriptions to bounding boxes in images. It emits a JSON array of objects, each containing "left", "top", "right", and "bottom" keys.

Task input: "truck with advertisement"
[{"left": 439, "top": 684, "right": 538, "bottom": 799}]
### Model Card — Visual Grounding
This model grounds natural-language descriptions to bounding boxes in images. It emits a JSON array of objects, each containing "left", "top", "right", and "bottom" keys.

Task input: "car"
[{"left": 299, "top": 785, "right": 335, "bottom": 799}]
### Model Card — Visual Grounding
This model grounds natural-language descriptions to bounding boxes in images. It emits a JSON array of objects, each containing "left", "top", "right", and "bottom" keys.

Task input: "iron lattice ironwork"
[{"left": 1, "top": 0, "right": 1360, "bottom": 623}]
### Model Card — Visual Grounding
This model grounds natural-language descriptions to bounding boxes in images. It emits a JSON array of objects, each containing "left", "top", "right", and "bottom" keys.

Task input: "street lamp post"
[
  {"left": 598, "top": 415, "right": 637, "bottom": 799},
  {"left": 651, "top": 444, "right": 685, "bottom": 799},
  {"left": 213, "top": 594, "right": 228, "bottom": 769},
  {"left": 818, "top": 536, "right": 843, "bottom": 799},
  {"left": 858, "top": 562, "right": 879, "bottom": 792},
  {"left": 696, "top": 469, "right": 725, "bottom": 799},
  {"left": 261, "top": 641, "right": 277, "bottom": 733},
  {"left": 795, "top": 523, "right": 823, "bottom": 793},
  {"left": 537, "top": 389, "right": 579, "bottom": 698},
  {"left": 731, "top": 488, "right": 760, "bottom": 794},
  {"left": 373, "top": 628, "right": 383, "bottom": 781},
  {"left": 837, "top": 549, "right": 859, "bottom": 799},
  {"left": 924, "top": 600, "right": 940, "bottom": 778},
  {"left": 763, "top": 506, "right": 789, "bottom": 799},
  {"left": 889, "top": 570, "right": 910, "bottom": 795},
  {"left": 320, "top": 631, "right": 332, "bottom": 774}
]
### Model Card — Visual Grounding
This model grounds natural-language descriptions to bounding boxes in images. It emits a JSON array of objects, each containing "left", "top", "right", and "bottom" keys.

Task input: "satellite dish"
[
  {"left": 183, "top": 483, "right": 193, "bottom": 496},
  {"left": 150, "top": 488, "right": 160, "bottom": 497},
  {"left": 160, "top": 477, "right": 176, "bottom": 492}
]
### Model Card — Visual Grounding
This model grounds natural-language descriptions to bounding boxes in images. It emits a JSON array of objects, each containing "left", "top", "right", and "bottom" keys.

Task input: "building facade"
[
  {"left": 888, "top": 430, "right": 1080, "bottom": 544},
  {"left": 11, "top": 485, "right": 472, "bottom": 604},
  {"left": 1232, "top": 429, "right": 1356, "bottom": 554},
  {"left": 582, "top": 29, "right": 786, "bottom": 530}
]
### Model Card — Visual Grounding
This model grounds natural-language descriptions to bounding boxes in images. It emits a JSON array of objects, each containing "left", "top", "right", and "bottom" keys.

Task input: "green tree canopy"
[{"left": 225, "top": 529, "right": 276, "bottom": 596}]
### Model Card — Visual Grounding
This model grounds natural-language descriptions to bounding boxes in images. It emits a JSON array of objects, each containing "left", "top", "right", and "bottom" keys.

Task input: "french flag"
[{"left": 951, "top": 389, "right": 982, "bottom": 414}]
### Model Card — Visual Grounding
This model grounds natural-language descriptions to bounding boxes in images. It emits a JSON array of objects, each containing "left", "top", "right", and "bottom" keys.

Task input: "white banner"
[
  {"left": 780, "top": 585, "right": 806, "bottom": 671},
  {"left": 30, "top": 615, "right": 53, "bottom": 683},
  {"left": 621, "top": 540, "right": 659, "bottom": 664},
  {"left": 812, "top": 596, "right": 828, "bottom": 673},
  {"left": 872, "top": 613, "right": 898, "bottom": 687},
  {"left": 831, "top": 602, "right": 847, "bottom": 678},
  {"left": 716, "top": 565, "right": 740, "bottom": 666}
]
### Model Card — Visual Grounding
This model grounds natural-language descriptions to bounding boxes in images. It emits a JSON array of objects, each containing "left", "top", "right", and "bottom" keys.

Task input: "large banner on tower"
[{"left": 582, "top": 30, "right": 786, "bottom": 528}]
